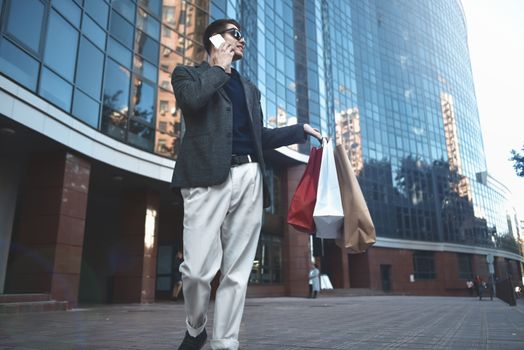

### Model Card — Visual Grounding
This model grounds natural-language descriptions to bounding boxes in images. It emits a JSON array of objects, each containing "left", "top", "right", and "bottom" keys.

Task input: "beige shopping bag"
[{"left": 333, "top": 144, "right": 376, "bottom": 253}]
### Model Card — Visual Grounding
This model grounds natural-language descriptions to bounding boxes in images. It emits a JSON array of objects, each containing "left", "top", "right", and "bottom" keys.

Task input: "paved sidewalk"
[{"left": 1, "top": 296, "right": 524, "bottom": 349}]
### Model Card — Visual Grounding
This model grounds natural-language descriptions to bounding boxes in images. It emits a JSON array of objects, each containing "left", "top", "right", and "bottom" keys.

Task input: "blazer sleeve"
[
  {"left": 171, "top": 64, "right": 230, "bottom": 115},
  {"left": 261, "top": 124, "right": 307, "bottom": 150}
]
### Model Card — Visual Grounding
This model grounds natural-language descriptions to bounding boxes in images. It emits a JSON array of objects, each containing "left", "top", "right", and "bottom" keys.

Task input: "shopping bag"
[
  {"left": 333, "top": 144, "right": 376, "bottom": 253},
  {"left": 287, "top": 147, "right": 323, "bottom": 233},
  {"left": 313, "top": 138, "right": 344, "bottom": 239}
]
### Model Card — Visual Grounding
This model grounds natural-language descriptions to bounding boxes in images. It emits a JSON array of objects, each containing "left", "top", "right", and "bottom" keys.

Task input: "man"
[
  {"left": 171, "top": 19, "right": 322, "bottom": 350},
  {"left": 308, "top": 262, "right": 320, "bottom": 299}
]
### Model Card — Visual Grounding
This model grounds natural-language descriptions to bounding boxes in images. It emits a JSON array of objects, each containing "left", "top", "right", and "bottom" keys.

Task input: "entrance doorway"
[{"left": 380, "top": 264, "right": 391, "bottom": 292}]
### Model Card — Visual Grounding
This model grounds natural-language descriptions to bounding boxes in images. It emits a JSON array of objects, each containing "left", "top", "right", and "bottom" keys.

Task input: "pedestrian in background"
[
  {"left": 170, "top": 18, "right": 322, "bottom": 350},
  {"left": 466, "top": 279, "right": 474, "bottom": 297},
  {"left": 171, "top": 251, "right": 184, "bottom": 301},
  {"left": 309, "top": 263, "right": 320, "bottom": 299},
  {"left": 474, "top": 275, "right": 482, "bottom": 298}
]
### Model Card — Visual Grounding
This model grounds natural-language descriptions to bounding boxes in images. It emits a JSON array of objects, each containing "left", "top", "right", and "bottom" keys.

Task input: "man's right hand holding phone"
[{"left": 210, "top": 34, "right": 234, "bottom": 73}]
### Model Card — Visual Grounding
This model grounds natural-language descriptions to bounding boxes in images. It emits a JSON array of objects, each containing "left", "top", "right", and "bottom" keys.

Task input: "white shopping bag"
[
  {"left": 320, "top": 274, "right": 333, "bottom": 290},
  {"left": 313, "top": 138, "right": 344, "bottom": 239}
]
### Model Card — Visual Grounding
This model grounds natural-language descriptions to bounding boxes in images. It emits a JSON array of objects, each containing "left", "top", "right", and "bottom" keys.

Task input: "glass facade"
[
  {"left": 0, "top": 0, "right": 521, "bottom": 281},
  {"left": 0, "top": 0, "right": 209, "bottom": 155}
]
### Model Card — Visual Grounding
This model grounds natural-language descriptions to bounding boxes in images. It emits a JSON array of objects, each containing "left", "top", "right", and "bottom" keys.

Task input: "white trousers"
[{"left": 180, "top": 163, "right": 263, "bottom": 350}]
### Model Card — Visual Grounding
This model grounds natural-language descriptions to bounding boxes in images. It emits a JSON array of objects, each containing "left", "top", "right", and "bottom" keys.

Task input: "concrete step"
[
  {"left": 320, "top": 288, "right": 392, "bottom": 297},
  {"left": 0, "top": 300, "right": 68, "bottom": 313},
  {"left": 0, "top": 293, "right": 50, "bottom": 303},
  {"left": 0, "top": 294, "right": 68, "bottom": 313}
]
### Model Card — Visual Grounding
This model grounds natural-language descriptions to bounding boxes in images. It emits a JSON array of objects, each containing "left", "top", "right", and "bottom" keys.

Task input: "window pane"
[
  {"left": 44, "top": 10, "right": 79, "bottom": 81},
  {"left": 134, "top": 55, "right": 157, "bottom": 82},
  {"left": 5, "top": 0, "right": 45, "bottom": 52},
  {"left": 184, "top": 38, "right": 206, "bottom": 64},
  {"left": 158, "top": 45, "right": 183, "bottom": 75},
  {"left": 137, "top": 7, "right": 160, "bottom": 38},
  {"left": 110, "top": 10, "right": 134, "bottom": 48},
  {"left": 162, "top": 5, "right": 176, "bottom": 27},
  {"left": 82, "top": 13, "right": 106, "bottom": 50},
  {"left": 101, "top": 109, "right": 127, "bottom": 140},
  {"left": 103, "top": 59, "right": 130, "bottom": 115},
  {"left": 112, "top": 0, "right": 136, "bottom": 22},
  {"left": 73, "top": 89, "right": 100, "bottom": 127},
  {"left": 135, "top": 30, "right": 159, "bottom": 64},
  {"left": 40, "top": 67, "right": 73, "bottom": 111},
  {"left": 0, "top": 39, "right": 39, "bottom": 91},
  {"left": 138, "top": 0, "right": 161, "bottom": 17},
  {"left": 85, "top": 0, "right": 109, "bottom": 28},
  {"left": 108, "top": 37, "right": 132, "bottom": 67},
  {"left": 133, "top": 77, "right": 155, "bottom": 124},
  {"left": 51, "top": 0, "right": 81, "bottom": 27},
  {"left": 76, "top": 37, "right": 104, "bottom": 99},
  {"left": 128, "top": 120, "right": 154, "bottom": 150}
]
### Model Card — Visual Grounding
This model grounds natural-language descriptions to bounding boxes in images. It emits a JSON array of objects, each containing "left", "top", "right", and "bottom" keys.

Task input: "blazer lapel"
[{"left": 239, "top": 75, "right": 254, "bottom": 122}]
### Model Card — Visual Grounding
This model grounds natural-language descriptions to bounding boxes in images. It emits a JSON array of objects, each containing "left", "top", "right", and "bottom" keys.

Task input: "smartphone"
[{"left": 210, "top": 34, "right": 225, "bottom": 49}]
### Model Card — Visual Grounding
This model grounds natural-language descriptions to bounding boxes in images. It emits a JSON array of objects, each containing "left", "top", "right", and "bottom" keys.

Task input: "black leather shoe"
[{"left": 177, "top": 329, "right": 207, "bottom": 350}]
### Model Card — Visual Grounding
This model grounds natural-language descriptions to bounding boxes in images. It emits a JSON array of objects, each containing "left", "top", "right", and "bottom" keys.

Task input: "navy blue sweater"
[{"left": 223, "top": 69, "right": 256, "bottom": 156}]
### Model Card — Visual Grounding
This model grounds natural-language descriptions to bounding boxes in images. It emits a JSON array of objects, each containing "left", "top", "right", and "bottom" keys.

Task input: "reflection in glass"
[
  {"left": 0, "top": 39, "right": 39, "bottom": 91},
  {"left": 184, "top": 38, "right": 206, "bottom": 64},
  {"left": 154, "top": 34, "right": 185, "bottom": 159},
  {"left": 103, "top": 59, "right": 130, "bottom": 115},
  {"left": 84, "top": 0, "right": 109, "bottom": 28},
  {"left": 135, "top": 30, "right": 159, "bottom": 64},
  {"left": 112, "top": 0, "right": 136, "bottom": 22},
  {"left": 335, "top": 107, "right": 363, "bottom": 174},
  {"left": 132, "top": 77, "right": 156, "bottom": 124},
  {"left": 82, "top": 14, "right": 107, "bottom": 50},
  {"left": 162, "top": 3, "right": 176, "bottom": 27},
  {"left": 108, "top": 37, "right": 132, "bottom": 67},
  {"left": 183, "top": 3, "right": 208, "bottom": 45},
  {"left": 40, "top": 68, "right": 73, "bottom": 111},
  {"left": 128, "top": 120, "right": 154, "bottom": 150},
  {"left": 51, "top": 0, "right": 81, "bottom": 27},
  {"left": 137, "top": 7, "right": 161, "bottom": 38},
  {"left": 154, "top": 106, "right": 182, "bottom": 158},
  {"left": 44, "top": 11, "right": 79, "bottom": 81},
  {"left": 110, "top": 10, "right": 134, "bottom": 48},
  {"left": 138, "top": 0, "right": 162, "bottom": 17},
  {"left": 5, "top": 0, "right": 45, "bottom": 53},
  {"left": 101, "top": 108, "right": 127, "bottom": 140},
  {"left": 134, "top": 55, "right": 157, "bottom": 82},
  {"left": 73, "top": 89, "right": 100, "bottom": 127},
  {"left": 76, "top": 37, "right": 104, "bottom": 99}
]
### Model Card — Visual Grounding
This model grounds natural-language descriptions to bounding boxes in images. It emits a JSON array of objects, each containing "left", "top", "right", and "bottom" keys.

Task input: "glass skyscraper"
[{"left": 0, "top": 0, "right": 521, "bottom": 306}]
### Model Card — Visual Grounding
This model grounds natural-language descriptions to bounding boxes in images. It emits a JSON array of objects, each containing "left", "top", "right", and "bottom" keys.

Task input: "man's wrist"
[{"left": 214, "top": 64, "right": 226, "bottom": 72}]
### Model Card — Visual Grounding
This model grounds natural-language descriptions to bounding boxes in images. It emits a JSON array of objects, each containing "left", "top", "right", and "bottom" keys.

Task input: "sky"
[{"left": 460, "top": 0, "right": 524, "bottom": 219}]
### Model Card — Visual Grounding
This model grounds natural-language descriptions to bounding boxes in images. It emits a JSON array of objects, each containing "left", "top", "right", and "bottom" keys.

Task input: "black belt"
[{"left": 231, "top": 154, "right": 257, "bottom": 167}]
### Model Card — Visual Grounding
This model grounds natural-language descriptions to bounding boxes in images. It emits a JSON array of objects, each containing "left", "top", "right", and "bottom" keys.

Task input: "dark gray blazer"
[{"left": 170, "top": 61, "right": 307, "bottom": 207}]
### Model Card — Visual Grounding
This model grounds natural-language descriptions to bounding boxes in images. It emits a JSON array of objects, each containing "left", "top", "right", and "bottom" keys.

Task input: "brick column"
[
  {"left": 8, "top": 152, "right": 90, "bottom": 308},
  {"left": 283, "top": 164, "right": 310, "bottom": 297},
  {"left": 112, "top": 190, "right": 159, "bottom": 303}
]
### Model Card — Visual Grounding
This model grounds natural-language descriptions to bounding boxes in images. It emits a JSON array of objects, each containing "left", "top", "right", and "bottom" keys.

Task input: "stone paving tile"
[{"left": 1, "top": 296, "right": 524, "bottom": 349}]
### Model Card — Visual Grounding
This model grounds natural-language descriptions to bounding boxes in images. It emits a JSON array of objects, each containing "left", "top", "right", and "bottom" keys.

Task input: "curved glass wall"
[{"left": 0, "top": 0, "right": 209, "bottom": 158}]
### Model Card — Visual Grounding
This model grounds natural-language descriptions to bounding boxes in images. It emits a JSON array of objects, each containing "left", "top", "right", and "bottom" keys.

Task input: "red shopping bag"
[{"left": 287, "top": 147, "right": 323, "bottom": 233}]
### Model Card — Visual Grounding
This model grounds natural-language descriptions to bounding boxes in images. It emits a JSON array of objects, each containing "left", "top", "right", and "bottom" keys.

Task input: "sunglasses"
[{"left": 219, "top": 28, "right": 243, "bottom": 41}]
